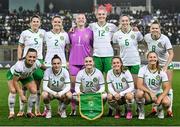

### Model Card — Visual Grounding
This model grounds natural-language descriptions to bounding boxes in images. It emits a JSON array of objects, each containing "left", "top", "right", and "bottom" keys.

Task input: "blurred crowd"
[{"left": 0, "top": 9, "right": 180, "bottom": 45}]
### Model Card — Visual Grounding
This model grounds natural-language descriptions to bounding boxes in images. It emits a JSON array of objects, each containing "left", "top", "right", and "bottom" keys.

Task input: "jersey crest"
[
  {"left": 157, "top": 42, "right": 163, "bottom": 49},
  {"left": 60, "top": 36, "right": 64, "bottom": 40},
  {"left": 39, "top": 34, "right": 43, "bottom": 38},
  {"left": 156, "top": 75, "right": 161, "bottom": 81},
  {"left": 60, "top": 77, "right": 65, "bottom": 82},
  {"left": 105, "top": 26, "right": 109, "bottom": 32},
  {"left": 121, "top": 77, "right": 126, "bottom": 82},
  {"left": 130, "top": 34, "right": 135, "bottom": 39},
  {"left": 93, "top": 77, "right": 98, "bottom": 83}
]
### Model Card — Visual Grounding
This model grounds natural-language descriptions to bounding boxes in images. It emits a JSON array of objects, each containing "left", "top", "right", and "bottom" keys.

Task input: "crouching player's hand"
[
  {"left": 20, "top": 95, "right": 27, "bottom": 103},
  {"left": 114, "top": 93, "right": 120, "bottom": 101}
]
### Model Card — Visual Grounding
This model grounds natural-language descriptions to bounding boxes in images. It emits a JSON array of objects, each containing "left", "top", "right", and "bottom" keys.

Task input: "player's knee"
[
  {"left": 66, "top": 91, "right": 72, "bottom": 100},
  {"left": 135, "top": 89, "right": 144, "bottom": 99},
  {"left": 125, "top": 92, "right": 134, "bottom": 101},
  {"left": 30, "top": 88, "right": 37, "bottom": 94},
  {"left": 107, "top": 94, "right": 113, "bottom": 101},
  {"left": 102, "top": 93, "right": 107, "bottom": 100},
  {"left": 42, "top": 91, "right": 49, "bottom": 100},
  {"left": 10, "top": 88, "right": 16, "bottom": 94},
  {"left": 162, "top": 98, "right": 171, "bottom": 108}
]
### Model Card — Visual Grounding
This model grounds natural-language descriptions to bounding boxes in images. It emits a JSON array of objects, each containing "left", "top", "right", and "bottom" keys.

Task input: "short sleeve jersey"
[
  {"left": 19, "top": 29, "right": 45, "bottom": 59},
  {"left": 89, "top": 22, "right": 118, "bottom": 57},
  {"left": 76, "top": 68, "right": 105, "bottom": 93},
  {"left": 44, "top": 31, "right": 70, "bottom": 66},
  {"left": 10, "top": 59, "right": 41, "bottom": 79},
  {"left": 113, "top": 29, "right": 143, "bottom": 66},
  {"left": 138, "top": 65, "right": 169, "bottom": 93},
  {"left": 43, "top": 67, "right": 70, "bottom": 92},
  {"left": 107, "top": 69, "right": 134, "bottom": 93},
  {"left": 144, "top": 33, "right": 173, "bottom": 66}
]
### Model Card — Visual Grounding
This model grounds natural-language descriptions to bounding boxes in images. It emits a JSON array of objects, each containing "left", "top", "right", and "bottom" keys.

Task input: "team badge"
[
  {"left": 157, "top": 42, "right": 163, "bottom": 48},
  {"left": 93, "top": 77, "right": 98, "bottom": 83},
  {"left": 130, "top": 34, "right": 135, "bottom": 39},
  {"left": 105, "top": 26, "right": 109, "bottom": 31},
  {"left": 156, "top": 75, "right": 161, "bottom": 81},
  {"left": 79, "top": 93, "right": 103, "bottom": 120},
  {"left": 60, "top": 77, "right": 65, "bottom": 82},
  {"left": 121, "top": 77, "right": 126, "bottom": 82},
  {"left": 39, "top": 34, "right": 43, "bottom": 38},
  {"left": 60, "top": 36, "right": 64, "bottom": 40}
]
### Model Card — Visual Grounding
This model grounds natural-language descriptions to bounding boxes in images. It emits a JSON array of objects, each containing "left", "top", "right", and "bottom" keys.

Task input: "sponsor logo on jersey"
[
  {"left": 60, "top": 77, "right": 65, "bottom": 82},
  {"left": 60, "top": 36, "right": 64, "bottom": 40},
  {"left": 121, "top": 77, "right": 126, "bottom": 82},
  {"left": 130, "top": 34, "right": 135, "bottom": 39},
  {"left": 118, "top": 36, "right": 122, "bottom": 40},
  {"left": 48, "top": 36, "right": 52, "bottom": 39}
]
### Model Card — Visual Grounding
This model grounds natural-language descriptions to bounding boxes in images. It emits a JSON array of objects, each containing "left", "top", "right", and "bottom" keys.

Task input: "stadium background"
[{"left": 0, "top": 0, "right": 180, "bottom": 126}]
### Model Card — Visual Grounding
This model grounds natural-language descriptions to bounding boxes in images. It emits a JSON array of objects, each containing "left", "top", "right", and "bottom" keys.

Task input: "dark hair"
[
  {"left": 51, "top": 54, "right": 61, "bottom": 63},
  {"left": 51, "top": 15, "right": 62, "bottom": 21},
  {"left": 23, "top": 48, "right": 37, "bottom": 60},
  {"left": 151, "top": 20, "right": 161, "bottom": 27},
  {"left": 112, "top": 56, "right": 127, "bottom": 73},
  {"left": 147, "top": 51, "right": 161, "bottom": 73},
  {"left": 119, "top": 14, "right": 130, "bottom": 20},
  {"left": 30, "top": 15, "right": 41, "bottom": 22},
  {"left": 26, "top": 48, "right": 37, "bottom": 55}
]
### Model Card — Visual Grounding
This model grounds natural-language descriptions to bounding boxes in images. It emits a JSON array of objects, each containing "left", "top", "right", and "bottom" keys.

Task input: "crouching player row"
[
  {"left": 7, "top": 52, "right": 171, "bottom": 120},
  {"left": 41, "top": 55, "right": 72, "bottom": 118},
  {"left": 7, "top": 48, "right": 46, "bottom": 119},
  {"left": 106, "top": 53, "right": 171, "bottom": 120},
  {"left": 135, "top": 51, "right": 171, "bottom": 119}
]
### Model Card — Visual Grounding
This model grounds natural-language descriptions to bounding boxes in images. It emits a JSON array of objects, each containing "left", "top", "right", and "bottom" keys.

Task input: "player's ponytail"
[{"left": 51, "top": 54, "right": 62, "bottom": 63}]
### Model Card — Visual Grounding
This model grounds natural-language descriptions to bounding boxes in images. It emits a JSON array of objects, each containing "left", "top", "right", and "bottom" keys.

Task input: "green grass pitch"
[{"left": 0, "top": 69, "right": 180, "bottom": 126}]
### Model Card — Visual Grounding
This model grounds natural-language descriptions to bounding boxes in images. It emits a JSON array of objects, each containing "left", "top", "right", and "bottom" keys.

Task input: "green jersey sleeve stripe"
[
  {"left": 107, "top": 82, "right": 112, "bottom": 84},
  {"left": 64, "top": 82, "right": 71, "bottom": 84},
  {"left": 127, "top": 81, "right": 134, "bottom": 83},
  {"left": 76, "top": 82, "right": 81, "bottom": 84},
  {"left": 14, "top": 70, "right": 22, "bottom": 74},
  {"left": 167, "top": 48, "right": 173, "bottom": 50},
  {"left": 99, "top": 83, "right": 105, "bottom": 85},
  {"left": 162, "top": 80, "right": 169, "bottom": 83},
  {"left": 14, "top": 74, "right": 20, "bottom": 76}
]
